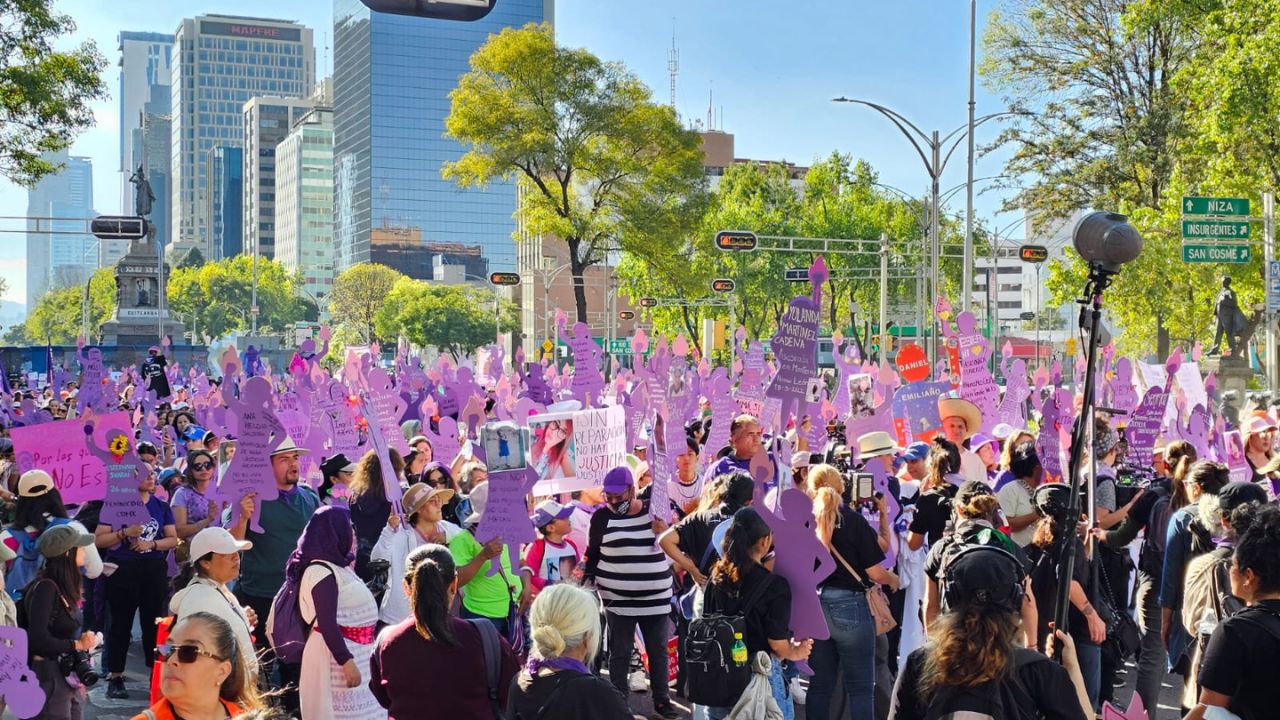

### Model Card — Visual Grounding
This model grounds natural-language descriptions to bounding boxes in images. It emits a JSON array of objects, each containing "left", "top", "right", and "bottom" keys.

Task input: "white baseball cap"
[{"left": 188, "top": 527, "right": 252, "bottom": 563}]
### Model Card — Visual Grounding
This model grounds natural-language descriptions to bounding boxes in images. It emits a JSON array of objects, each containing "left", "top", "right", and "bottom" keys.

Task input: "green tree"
[
  {"left": 24, "top": 267, "right": 115, "bottom": 344},
  {"left": 167, "top": 256, "right": 309, "bottom": 340},
  {"left": 2, "top": 323, "right": 27, "bottom": 345},
  {"left": 177, "top": 246, "right": 206, "bottom": 269},
  {"left": 374, "top": 278, "right": 518, "bottom": 359},
  {"left": 328, "top": 263, "right": 404, "bottom": 344},
  {"left": 0, "top": 1, "right": 106, "bottom": 185},
  {"left": 445, "top": 23, "right": 707, "bottom": 323},
  {"left": 984, "top": 0, "right": 1197, "bottom": 356}
]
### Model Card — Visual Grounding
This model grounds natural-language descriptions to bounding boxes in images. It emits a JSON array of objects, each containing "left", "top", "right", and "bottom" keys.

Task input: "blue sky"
[{"left": 1, "top": 0, "right": 1017, "bottom": 309}]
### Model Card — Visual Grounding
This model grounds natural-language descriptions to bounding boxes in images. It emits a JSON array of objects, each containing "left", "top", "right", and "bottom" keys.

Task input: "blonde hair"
[
  {"left": 528, "top": 584, "right": 601, "bottom": 667},
  {"left": 806, "top": 463, "right": 845, "bottom": 548},
  {"left": 999, "top": 432, "right": 1032, "bottom": 469}
]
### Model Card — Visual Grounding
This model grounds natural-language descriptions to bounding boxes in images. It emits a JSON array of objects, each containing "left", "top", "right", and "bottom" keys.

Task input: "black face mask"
[{"left": 610, "top": 499, "right": 631, "bottom": 514}]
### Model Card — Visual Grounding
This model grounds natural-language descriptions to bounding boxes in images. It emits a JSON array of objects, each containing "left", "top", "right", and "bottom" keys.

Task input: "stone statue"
[
  {"left": 1210, "top": 276, "right": 1247, "bottom": 356},
  {"left": 129, "top": 165, "right": 154, "bottom": 218}
]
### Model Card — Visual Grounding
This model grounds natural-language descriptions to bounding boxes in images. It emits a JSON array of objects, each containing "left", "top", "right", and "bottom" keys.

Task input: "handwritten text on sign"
[{"left": 11, "top": 412, "right": 134, "bottom": 506}]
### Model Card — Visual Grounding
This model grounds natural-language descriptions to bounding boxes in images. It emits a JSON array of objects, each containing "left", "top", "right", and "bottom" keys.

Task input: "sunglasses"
[
  {"left": 191, "top": 462, "right": 214, "bottom": 471},
  {"left": 156, "top": 643, "right": 224, "bottom": 664}
]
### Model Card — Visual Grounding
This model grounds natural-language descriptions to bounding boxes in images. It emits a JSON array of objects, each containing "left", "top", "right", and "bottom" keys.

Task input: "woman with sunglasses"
[
  {"left": 422, "top": 462, "right": 463, "bottom": 526},
  {"left": 139, "top": 612, "right": 260, "bottom": 720},
  {"left": 171, "top": 451, "right": 223, "bottom": 550}
]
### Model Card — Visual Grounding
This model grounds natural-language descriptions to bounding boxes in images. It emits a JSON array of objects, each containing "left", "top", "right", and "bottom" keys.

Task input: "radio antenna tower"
[{"left": 668, "top": 21, "right": 679, "bottom": 113}]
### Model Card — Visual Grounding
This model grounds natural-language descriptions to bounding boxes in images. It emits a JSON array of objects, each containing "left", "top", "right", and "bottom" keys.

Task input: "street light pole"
[
  {"left": 832, "top": 97, "right": 1018, "bottom": 364},
  {"left": 964, "top": 0, "right": 978, "bottom": 315}
]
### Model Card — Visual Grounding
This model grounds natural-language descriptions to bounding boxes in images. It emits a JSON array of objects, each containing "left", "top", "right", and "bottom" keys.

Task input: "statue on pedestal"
[
  {"left": 129, "top": 165, "right": 154, "bottom": 218},
  {"left": 1210, "top": 276, "right": 1248, "bottom": 357}
]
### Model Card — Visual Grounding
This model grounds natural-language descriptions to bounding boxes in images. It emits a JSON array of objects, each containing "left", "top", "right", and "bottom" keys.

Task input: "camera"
[{"left": 59, "top": 650, "right": 100, "bottom": 687}]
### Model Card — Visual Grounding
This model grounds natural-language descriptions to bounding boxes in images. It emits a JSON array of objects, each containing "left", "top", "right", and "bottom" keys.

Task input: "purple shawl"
[{"left": 282, "top": 505, "right": 356, "bottom": 593}]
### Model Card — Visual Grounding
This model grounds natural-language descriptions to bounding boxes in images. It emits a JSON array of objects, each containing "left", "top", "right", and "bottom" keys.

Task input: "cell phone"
[{"left": 855, "top": 473, "right": 874, "bottom": 501}]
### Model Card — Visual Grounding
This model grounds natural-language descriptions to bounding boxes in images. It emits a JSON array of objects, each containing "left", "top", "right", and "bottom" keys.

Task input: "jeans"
[
  {"left": 1076, "top": 641, "right": 1102, "bottom": 712},
  {"left": 104, "top": 556, "right": 167, "bottom": 674},
  {"left": 707, "top": 656, "right": 793, "bottom": 720},
  {"left": 1135, "top": 572, "right": 1166, "bottom": 718},
  {"left": 807, "top": 587, "right": 875, "bottom": 720},
  {"left": 607, "top": 612, "right": 671, "bottom": 706}
]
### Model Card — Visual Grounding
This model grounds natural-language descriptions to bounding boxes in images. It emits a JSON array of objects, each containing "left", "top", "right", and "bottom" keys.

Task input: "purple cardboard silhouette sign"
[
  {"left": 85, "top": 420, "right": 154, "bottom": 530},
  {"left": 222, "top": 376, "right": 288, "bottom": 534},
  {"left": 751, "top": 451, "right": 835, "bottom": 649},
  {"left": 946, "top": 311, "right": 998, "bottom": 430},
  {"left": 995, "top": 347, "right": 1030, "bottom": 430},
  {"left": 474, "top": 466, "right": 539, "bottom": 577},
  {"left": 766, "top": 256, "right": 826, "bottom": 428},
  {"left": 558, "top": 314, "right": 605, "bottom": 405},
  {"left": 1126, "top": 351, "right": 1181, "bottom": 463},
  {"left": 0, "top": 626, "right": 45, "bottom": 718}
]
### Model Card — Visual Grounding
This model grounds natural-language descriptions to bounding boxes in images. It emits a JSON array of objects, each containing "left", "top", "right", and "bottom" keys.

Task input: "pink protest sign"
[
  {"left": 12, "top": 411, "right": 134, "bottom": 506},
  {"left": 223, "top": 377, "right": 288, "bottom": 534},
  {"left": 766, "top": 256, "right": 825, "bottom": 427}
]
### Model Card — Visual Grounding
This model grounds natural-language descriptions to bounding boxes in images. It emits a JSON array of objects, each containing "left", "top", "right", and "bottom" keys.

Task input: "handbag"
[
  {"left": 364, "top": 559, "right": 391, "bottom": 606},
  {"left": 1096, "top": 557, "right": 1140, "bottom": 661},
  {"left": 830, "top": 546, "right": 896, "bottom": 636}
]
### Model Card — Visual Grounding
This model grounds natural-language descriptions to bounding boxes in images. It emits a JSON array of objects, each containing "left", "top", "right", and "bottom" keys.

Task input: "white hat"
[
  {"left": 857, "top": 431, "right": 902, "bottom": 460},
  {"left": 18, "top": 469, "right": 54, "bottom": 498},
  {"left": 463, "top": 481, "right": 489, "bottom": 526},
  {"left": 271, "top": 437, "right": 310, "bottom": 457},
  {"left": 188, "top": 527, "right": 252, "bottom": 562}
]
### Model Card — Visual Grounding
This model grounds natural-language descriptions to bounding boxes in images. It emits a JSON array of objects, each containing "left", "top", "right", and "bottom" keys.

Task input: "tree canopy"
[
  {"left": 328, "top": 263, "right": 405, "bottom": 344},
  {"left": 444, "top": 23, "right": 707, "bottom": 323},
  {"left": 166, "top": 256, "right": 312, "bottom": 341},
  {"left": 24, "top": 266, "right": 114, "bottom": 344},
  {"left": 374, "top": 278, "right": 518, "bottom": 359},
  {"left": 0, "top": 1, "right": 105, "bottom": 185}
]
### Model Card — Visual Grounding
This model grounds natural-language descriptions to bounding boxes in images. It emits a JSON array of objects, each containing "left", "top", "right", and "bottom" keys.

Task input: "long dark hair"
[
  {"left": 920, "top": 602, "right": 1020, "bottom": 696},
  {"left": 36, "top": 551, "right": 82, "bottom": 605},
  {"left": 923, "top": 437, "right": 961, "bottom": 492},
  {"left": 182, "top": 450, "right": 216, "bottom": 488},
  {"left": 13, "top": 490, "right": 68, "bottom": 532},
  {"left": 710, "top": 507, "right": 772, "bottom": 590},
  {"left": 348, "top": 449, "right": 404, "bottom": 505},
  {"left": 405, "top": 544, "right": 457, "bottom": 646}
]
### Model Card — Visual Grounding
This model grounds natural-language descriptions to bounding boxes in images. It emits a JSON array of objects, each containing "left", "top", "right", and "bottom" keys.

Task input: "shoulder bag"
[{"left": 830, "top": 546, "right": 896, "bottom": 636}]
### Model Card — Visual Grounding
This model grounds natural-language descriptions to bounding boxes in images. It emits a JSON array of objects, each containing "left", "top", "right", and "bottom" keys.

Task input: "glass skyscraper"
[
  {"left": 170, "top": 15, "right": 315, "bottom": 260},
  {"left": 333, "top": 0, "right": 553, "bottom": 275},
  {"left": 207, "top": 146, "right": 243, "bottom": 260}
]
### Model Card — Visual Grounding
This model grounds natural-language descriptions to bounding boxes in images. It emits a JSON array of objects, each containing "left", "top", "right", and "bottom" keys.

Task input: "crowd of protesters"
[{"left": 4, "top": 368, "right": 1280, "bottom": 720}]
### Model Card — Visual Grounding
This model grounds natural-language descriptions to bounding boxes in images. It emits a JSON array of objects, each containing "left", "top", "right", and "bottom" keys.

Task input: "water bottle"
[{"left": 731, "top": 632, "right": 748, "bottom": 666}]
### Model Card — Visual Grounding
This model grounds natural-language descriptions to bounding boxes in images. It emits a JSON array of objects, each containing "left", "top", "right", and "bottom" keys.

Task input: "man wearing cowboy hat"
[
  {"left": 938, "top": 396, "right": 988, "bottom": 484},
  {"left": 228, "top": 436, "right": 319, "bottom": 671}
]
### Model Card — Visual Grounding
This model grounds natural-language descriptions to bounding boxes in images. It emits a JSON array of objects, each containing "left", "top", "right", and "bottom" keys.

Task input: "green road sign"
[
  {"left": 1182, "top": 196, "right": 1250, "bottom": 216},
  {"left": 1183, "top": 244, "right": 1252, "bottom": 263},
  {"left": 1182, "top": 219, "right": 1251, "bottom": 240},
  {"left": 607, "top": 339, "right": 631, "bottom": 354}
]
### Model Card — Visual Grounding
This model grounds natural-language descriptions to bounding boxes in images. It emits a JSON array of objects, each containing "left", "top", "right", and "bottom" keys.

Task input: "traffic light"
[
  {"left": 711, "top": 279, "right": 735, "bottom": 293},
  {"left": 714, "top": 230, "right": 758, "bottom": 252},
  {"left": 489, "top": 272, "right": 520, "bottom": 286},
  {"left": 91, "top": 216, "right": 148, "bottom": 240}
]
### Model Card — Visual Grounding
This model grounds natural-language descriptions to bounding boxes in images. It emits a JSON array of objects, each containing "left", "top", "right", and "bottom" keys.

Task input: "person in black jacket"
[
  {"left": 890, "top": 544, "right": 1091, "bottom": 720},
  {"left": 21, "top": 525, "right": 98, "bottom": 720},
  {"left": 507, "top": 584, "right": 631, "bottom": 720}
]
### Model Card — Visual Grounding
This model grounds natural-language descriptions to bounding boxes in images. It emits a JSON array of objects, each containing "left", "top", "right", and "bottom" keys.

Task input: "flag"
[{"left": 45, "top": 343, "right": 53, "bottom": 388}]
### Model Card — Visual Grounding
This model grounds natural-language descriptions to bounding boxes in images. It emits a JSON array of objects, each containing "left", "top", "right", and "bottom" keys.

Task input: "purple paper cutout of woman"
[
  {"left": 423, "top": 416, "right": 463, "bottom": 470},
  {"left": 749, "top": 451, "right": 834, "bottom": 668},
  {"left": 766, "top": 256, "right": 827, "bottom": 430},
  {"left": 223, "top": 376, "right": 287, "bottom": 534},
  {"left": 830, "top": 335, "right": 862, "bottom": 418},
  {"left": 75, "top": 342, "right": 111, "bottom": 416},
  {"left": 85, "top": 420, "right": 154, "bottom": 530},
  {"left": 559, "top": 317, "right": 605, "bottom": 406},
  {"left": 0, "top": 626, "right": 46, "bottom": 718},
  {"left": 705, "top": 367, "right": 735, "bottom": 453},
  {"left": 473, "top": 466, "right": 540, "bottom": 577}
]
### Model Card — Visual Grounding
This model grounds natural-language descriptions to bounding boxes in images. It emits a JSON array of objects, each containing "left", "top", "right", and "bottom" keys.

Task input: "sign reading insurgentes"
[{"left": 200, "top": 20, "right": 302, "bottom": 42}]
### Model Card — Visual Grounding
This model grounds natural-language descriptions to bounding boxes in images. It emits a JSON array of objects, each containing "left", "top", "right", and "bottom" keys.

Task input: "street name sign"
[
  {"left": 784, "top": 268, "right": 809, "bottom": 282},
  {"left": 91, "top": 215, "right": 147, "bottom": 240},
  {"left": 1182, "top": 244, "right": 1251, "bottom": 263},
  {"left": 1182, "top": 219, "right": 1251, "bottom": 240},
  {"left": 1182, "top": 196, "right": 1250, "bottom": 217}
]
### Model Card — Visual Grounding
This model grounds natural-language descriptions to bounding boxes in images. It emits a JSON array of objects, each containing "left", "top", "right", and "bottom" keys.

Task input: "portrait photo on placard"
[
  {"left": 848, "top": 373, "right": 875, "bottom": 419},
  {"left": 530, "top": 414, "right": 576, "bottom": 481},
  {"left": 481, "top": 421, "right": 528, "bottom": 473}
]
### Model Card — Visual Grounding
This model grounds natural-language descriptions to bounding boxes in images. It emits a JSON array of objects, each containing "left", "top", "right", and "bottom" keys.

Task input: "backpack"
[
  {"left": 266, "top": 560, "right": 330, "bottom": 665},
  {"left": 7, "top": 519, "right": 71, "bottom": 601},
  {"left": 1140, "top": 490, "right": 1172, "bottom": 577},
  {"left": 467, "top": 618, "right": 508, "bottom": 720},
  {"left": 685, "top": 573, "right": 776, "bottom": 708}
]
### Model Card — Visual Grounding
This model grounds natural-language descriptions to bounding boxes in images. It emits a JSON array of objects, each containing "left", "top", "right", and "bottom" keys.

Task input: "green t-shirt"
[{"left": 448, "top": 530, "right": 523, "bottom": 619}]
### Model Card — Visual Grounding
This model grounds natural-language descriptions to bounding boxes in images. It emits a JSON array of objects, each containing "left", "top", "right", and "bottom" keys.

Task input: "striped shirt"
[{"left": 582, "top": 503, "right": 672, "bottom": 616}]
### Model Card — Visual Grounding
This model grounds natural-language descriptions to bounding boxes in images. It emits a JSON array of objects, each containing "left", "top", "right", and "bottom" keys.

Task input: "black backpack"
[
  {"left": 685, "top": 574, "right": 776, "bottom": 708},
  {"left": 920, "top": 649, "right": 1043, "bottom": 720}
]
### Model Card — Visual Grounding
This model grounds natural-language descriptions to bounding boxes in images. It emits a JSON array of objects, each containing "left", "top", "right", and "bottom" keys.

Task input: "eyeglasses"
[
  {"left": 156, "top": 643, "right": 224, "bottom": 664},
  {"left": 191, "top": 462, "right": 214, "bottom": 471}
]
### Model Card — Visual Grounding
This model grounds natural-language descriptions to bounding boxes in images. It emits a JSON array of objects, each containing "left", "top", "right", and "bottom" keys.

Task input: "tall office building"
[
  {"left": 243, "top": 95, "right": 314, "bottom": 261},
  {"left": 26, "top": 151, "right": 97, "bottom": 309},
  {"left": 118, "top": 31, "right": 173, "bottom": 213},
  {"left": 206, "top": 146, "right": 244, "bottom": 260},
  {"left": 274, "top": 105, "right": 334, "bottom": 307},
  {"left": 170, "top": 15, "right": 315, "bottom": 259},
  {"left": 333, "top": 0, "right": 552, "bottom": 276}
]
